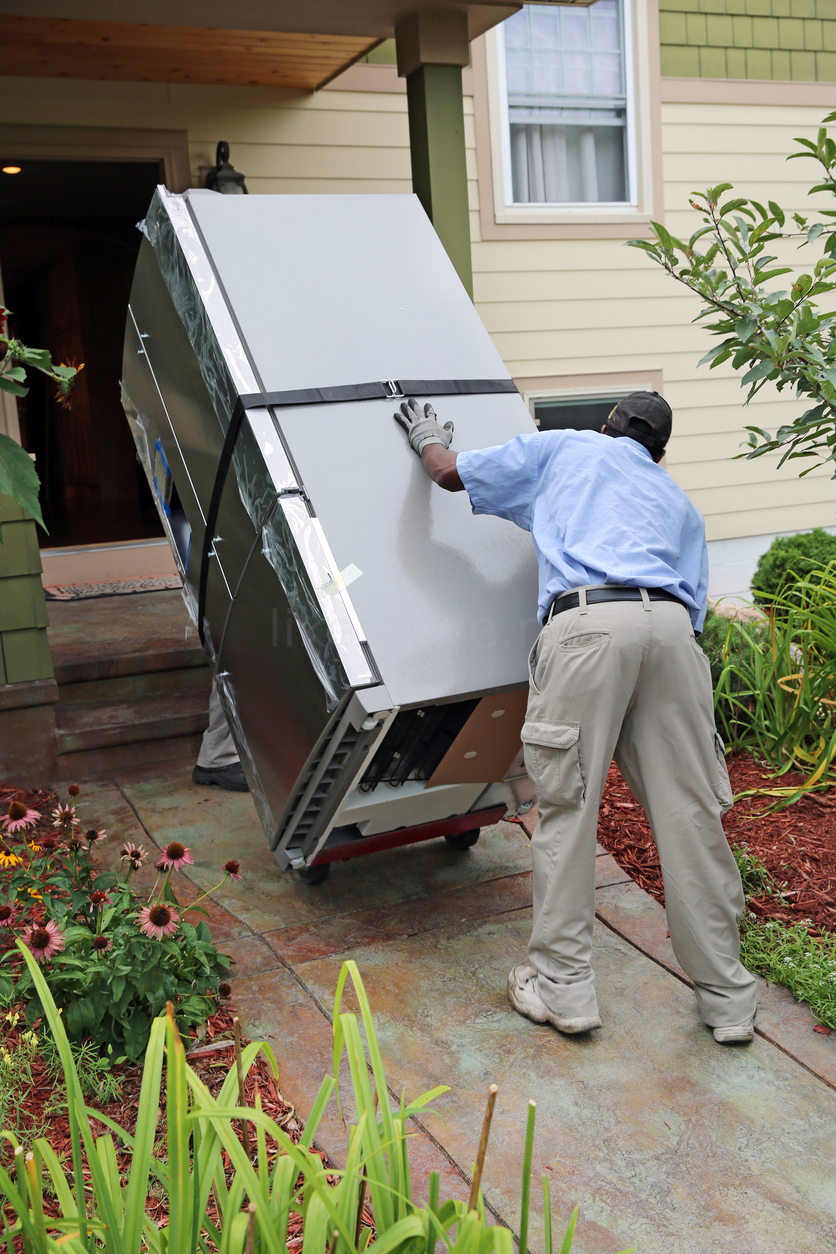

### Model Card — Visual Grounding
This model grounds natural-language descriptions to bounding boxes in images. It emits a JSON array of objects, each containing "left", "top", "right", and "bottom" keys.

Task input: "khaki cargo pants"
[
  {"left": 196, "top": 679, "right": 240, "bottom": 770},
  {"left": 523, "top": 591, "right": 757, "bottom": 1028}
]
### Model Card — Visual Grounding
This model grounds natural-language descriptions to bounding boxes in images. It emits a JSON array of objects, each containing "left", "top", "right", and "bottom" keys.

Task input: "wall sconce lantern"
[{"left": 206, "top": 142, "right": 248, "bottom": 195}]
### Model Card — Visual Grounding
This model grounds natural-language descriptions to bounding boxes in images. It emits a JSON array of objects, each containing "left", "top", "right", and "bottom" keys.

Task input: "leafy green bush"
[
  {"left": 0, "top": 947, "right": 633, "bottom": 1254},
  {"left": 751, "top": 529, "right": 836, "bottom": 606},
  {"left": 0, "top": 788, "right": 233, "bottom": 1060},
  {"left": 699, "top": 607, "right": 768, "bottom": 692}
]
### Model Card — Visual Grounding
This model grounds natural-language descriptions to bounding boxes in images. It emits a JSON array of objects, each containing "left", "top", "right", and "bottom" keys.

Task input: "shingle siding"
[{"left": 660, "top": 0, "right": 836, "bottom": 76}]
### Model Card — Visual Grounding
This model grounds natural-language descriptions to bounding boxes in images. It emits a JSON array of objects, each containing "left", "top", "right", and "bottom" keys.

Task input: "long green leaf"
[
  {"left": 122, "top": 1017, "right": 166, "bottom": 1254},
  {"left": 165, "top": 1004, "right": 195, "bottom": 1254}
]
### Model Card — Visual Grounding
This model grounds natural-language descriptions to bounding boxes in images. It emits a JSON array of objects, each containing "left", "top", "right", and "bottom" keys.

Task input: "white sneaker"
[
  {"left": 507, "top": 964, "right": 602, "bottom": 1035},
  {"left": 713, "top": 1018, "right": 755, "bottom": 1044}
]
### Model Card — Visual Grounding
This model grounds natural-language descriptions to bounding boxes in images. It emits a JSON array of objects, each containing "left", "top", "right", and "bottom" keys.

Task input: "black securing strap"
[{"left": 197, "top": 376, "right": 518, "bottom": 647}]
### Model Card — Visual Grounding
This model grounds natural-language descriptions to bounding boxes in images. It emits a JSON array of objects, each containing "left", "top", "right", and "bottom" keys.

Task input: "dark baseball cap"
[{"left": 606, "top": 392, "right": 672, "bottom": 453}]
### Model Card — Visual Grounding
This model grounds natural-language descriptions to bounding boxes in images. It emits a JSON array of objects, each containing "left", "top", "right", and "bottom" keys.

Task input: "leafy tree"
[
  {"left": 0, "top": 306, "right": 82, "bottom": 532},
  {"left": 628, "top": 112, "right": 836, "bottom": 477}
]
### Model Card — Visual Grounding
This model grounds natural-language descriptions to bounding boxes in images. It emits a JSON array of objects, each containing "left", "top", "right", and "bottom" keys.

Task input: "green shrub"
[{"left": 751, "top": 529, "right": 836, "bottom": 605}]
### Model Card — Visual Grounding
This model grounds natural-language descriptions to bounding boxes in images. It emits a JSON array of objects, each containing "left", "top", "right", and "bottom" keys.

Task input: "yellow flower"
[
  {"left": 27, "top": 887, "right": 42, "bottom": 901},
  {"left": 0, "top": 851, "right": 20, "bottom": 868}
]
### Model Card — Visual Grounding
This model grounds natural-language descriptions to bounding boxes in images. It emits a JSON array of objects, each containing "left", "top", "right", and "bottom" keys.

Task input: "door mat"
[{"left": 44, "top": 575, "right": 183, "bottom": 601}]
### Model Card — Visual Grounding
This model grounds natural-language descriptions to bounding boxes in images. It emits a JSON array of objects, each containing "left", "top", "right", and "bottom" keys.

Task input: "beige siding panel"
[{"left": 0, "top": 75, "right": 832, "bottom": 542}]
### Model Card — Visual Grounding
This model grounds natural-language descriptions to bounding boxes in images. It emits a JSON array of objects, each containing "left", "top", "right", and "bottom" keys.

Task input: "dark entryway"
[{"left": 0, "top": 159, "right": 165, "bottom": 547}]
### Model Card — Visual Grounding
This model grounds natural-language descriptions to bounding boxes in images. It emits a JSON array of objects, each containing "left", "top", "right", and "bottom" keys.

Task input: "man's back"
[{"left": 457, "top": 428, "right": 708, "bottom": 628}]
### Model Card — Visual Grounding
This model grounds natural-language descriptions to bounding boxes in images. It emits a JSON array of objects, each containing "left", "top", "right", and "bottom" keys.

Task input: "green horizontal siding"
[
  {"left": 660, "top": 0, "right": 836, "bottom": 78},
  {"left": 0, "top": 494, "right": 53, "bottom": 684}
]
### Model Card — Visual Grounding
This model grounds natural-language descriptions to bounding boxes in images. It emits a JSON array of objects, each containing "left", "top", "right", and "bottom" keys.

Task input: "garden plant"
[
  {"left": 0, "top": 950, "right": 628, "bottom": 1254},
  {"left": 628, "top": 112, "right": 836, "bottom": 477},
  {"left": 0, "top": 306, "right": 82, "bottom": 533},
  {"left": 710, "top": 564, "right": 836, "bottom": 804},
  {"left": 0, "top": 786, "right": 233, "bottom": 1060}
]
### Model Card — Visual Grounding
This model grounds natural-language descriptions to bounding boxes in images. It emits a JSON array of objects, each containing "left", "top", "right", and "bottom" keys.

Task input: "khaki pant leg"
[
  {"left": 614, "top": 601, "right": 757, "bottom": 1028},
  {"left": 525, "top": 602, "right": 647, "bottom": 1020},
  {"left": 196, "top": 678, "right": 240, "bottom": 769}
]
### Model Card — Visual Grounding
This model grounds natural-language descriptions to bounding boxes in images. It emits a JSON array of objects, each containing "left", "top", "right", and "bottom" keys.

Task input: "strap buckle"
[{"left": 383, "top": 379, "right": 403, "bottom": 399}]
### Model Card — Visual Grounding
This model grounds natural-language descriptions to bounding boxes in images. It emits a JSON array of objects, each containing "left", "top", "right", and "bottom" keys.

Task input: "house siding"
[
  {"left": 0, "top": 72, "right": 833, "bottom": 558},
  {"left": 659, "top": 0, "right": 836, "bottom": 79}
]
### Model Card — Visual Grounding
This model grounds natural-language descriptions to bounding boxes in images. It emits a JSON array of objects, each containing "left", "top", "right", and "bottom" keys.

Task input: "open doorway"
[{"left": 0, "top": 158, "right": 165, "bottom": 548}]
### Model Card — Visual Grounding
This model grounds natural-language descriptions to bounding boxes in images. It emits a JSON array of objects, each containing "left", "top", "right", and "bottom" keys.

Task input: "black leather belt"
[{"left": 547, "top": 587, "right": 686, "bottom": 619}]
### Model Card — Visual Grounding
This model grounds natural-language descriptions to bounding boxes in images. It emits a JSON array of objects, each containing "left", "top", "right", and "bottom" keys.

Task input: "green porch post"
[{"left": 396, "top": 11, "right": 473, "bottom": 298}]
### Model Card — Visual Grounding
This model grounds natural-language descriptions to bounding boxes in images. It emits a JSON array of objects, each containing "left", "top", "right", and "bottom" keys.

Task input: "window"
[
  {"left": 533, "top": 393, "right": 625, "bottom": 433},
  {"left": 498, "top": 1, "right": 634, "bottom": 207}
]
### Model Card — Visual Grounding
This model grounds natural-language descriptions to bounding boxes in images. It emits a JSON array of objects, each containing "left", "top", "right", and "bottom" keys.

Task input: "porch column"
[{"left": 396, "top": 11, "right": 473, "bottom": 298}]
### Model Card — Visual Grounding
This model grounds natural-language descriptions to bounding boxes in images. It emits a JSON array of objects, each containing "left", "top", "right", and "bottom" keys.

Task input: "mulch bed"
[{"left": 598, "top": 752, "right": 836, "bottom": 934}]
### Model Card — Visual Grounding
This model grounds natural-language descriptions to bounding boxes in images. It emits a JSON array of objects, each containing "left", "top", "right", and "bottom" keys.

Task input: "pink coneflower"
[
  {"left": 92, "top": 935, "right": 111, "bottom": 953},
  {"left": 67, "top": 784, "right": 81, "bottom": 798},
  {"left": 4, "top": 801, "right": 40, "bottom": 835},
  {"left": 218, "top": 983, "right": 232, "bottom": 999},
  {"left": 89, "top": 888, "right": 112, "bottom": 909},
  {"left": 120, "top": 842, "right": 146, "bottom": 869},
  {"left": 138, "top": 903, "right": 180, "bottom": 940},
  {"left": 52, "top": 805, "right": 78, "bottom": 830},
  {"left": 0, "top": 903, "right": 18, "bottom": 928},
  {"left": 222, "top": 859, "right": 242, "bottom": 881},
  {"left": 159, "top": 842, "right": 193, "bottom": 871},
  {"left": 66, "top": 835, "right": 84, "bottom": 855},
  {"left": 154, "top": 860, "right": 166, "bottom": 874},
  {"left": 85, "top": 828, "right": 107, "bottom": 844},
  {"left": 24, "top": 920, "right": 65, "bottom": 964}
]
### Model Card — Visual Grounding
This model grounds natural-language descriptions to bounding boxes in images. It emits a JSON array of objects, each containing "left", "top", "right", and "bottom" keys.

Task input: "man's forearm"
[{"left": 420, "top": 445, "right": 464, "bottom": 492}]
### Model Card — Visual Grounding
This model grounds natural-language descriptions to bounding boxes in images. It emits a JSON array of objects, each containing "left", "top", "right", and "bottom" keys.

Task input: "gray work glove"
[{"left": 394, "top": 398, "right": 454, "bottom": 456}]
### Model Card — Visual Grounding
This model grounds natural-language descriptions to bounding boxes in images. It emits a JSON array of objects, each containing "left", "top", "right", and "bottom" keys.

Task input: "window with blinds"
[{"left": 502, "top": 1, "right": 630, "bottom": 206}]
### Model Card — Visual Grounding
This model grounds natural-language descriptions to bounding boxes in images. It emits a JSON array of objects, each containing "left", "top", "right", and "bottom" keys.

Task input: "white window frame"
[
  {"left": 525, "top": 382, "right": 654, "bottom": 428},
  {"left": 486, "top": 0, "right": 655, "bottom": 227}
]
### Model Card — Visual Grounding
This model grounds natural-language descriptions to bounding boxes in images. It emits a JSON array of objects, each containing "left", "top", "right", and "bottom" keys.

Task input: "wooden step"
[{"left": 55, "top": 689, "right": 209, "bottom": 757}]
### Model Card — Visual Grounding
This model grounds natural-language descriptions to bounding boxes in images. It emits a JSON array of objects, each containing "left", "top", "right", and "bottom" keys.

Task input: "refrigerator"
[{"left": 121, "top": 187, "right": 539, "bottom": 880}]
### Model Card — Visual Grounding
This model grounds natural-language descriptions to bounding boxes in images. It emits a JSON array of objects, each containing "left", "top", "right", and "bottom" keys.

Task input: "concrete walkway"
[{"left": 77, "top": 758, "right": 836, "bottom": 1254}]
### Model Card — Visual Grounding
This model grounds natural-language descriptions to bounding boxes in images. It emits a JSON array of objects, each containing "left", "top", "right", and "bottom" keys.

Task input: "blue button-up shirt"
[{"left": 457, "top": 429, "right": 708, "bottom": 630}]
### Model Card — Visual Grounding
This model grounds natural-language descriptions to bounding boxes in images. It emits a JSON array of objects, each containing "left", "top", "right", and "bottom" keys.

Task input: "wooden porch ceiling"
[{"left": 0, "top": 16, "right": 383, "bottom": 90}]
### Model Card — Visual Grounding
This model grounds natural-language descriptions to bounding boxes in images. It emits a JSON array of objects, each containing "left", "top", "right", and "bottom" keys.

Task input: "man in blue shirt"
[{"left": 395, "top": 392, "right": 757, "bottom": 1044}]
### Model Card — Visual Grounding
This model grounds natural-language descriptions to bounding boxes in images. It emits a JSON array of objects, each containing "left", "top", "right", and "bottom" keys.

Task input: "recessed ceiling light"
[{"left": 2, "top": 166, "right": 21, "bottom": 175}]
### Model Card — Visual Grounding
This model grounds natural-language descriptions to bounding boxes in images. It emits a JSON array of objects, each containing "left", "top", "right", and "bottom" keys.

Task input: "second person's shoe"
[
  {"left": 508, "top": 963, "right": 602, "bottom": 1035},
  {"left": 192, "top": 762, "right": 249, "bottom": 792}
]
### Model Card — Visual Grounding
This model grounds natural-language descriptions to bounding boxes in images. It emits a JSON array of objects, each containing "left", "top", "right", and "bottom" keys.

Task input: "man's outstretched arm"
[
  {"left": 421, "top": 444, "right": 464, "bottom": 492},
  {"left": 394, "top": 397, "right": 464, "bottom": 492}
]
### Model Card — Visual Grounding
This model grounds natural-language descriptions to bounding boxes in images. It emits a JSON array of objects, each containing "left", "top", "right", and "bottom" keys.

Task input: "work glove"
[{"left": 394, "top": 398, "right": 454, "bottom": 456}]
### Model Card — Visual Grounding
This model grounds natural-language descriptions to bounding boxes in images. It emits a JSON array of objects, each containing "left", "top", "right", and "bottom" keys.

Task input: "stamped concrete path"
[{"left": 77, "top": 759, "right": 836, "bottom": 1254}]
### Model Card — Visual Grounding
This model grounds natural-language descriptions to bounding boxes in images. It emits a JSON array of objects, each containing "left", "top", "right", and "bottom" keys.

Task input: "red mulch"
[{"left": 598, "top": 752, "right": 836, "bottom": 933}]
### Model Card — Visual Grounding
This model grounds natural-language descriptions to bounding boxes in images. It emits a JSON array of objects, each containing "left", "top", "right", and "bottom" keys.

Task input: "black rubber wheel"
[
  {"left": 444, "top": 828, "right": 480, "bottom": 851},
  {"left": 297, "top": 863, "right": 330, "bottom": 884}
]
